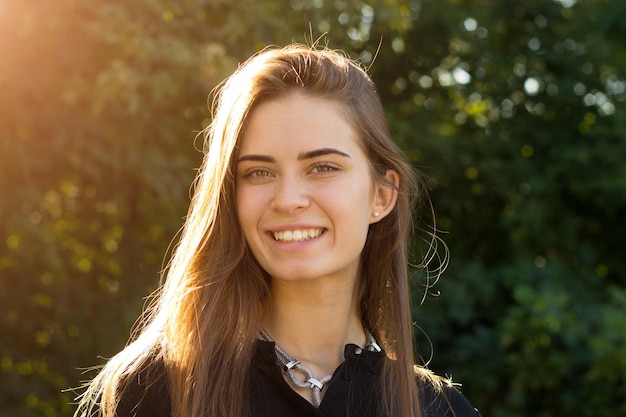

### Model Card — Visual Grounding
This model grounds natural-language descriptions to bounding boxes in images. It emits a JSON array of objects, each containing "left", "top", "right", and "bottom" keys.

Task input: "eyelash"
[{"left": 310, "top": 162, "right": 339, "bottom": 174}]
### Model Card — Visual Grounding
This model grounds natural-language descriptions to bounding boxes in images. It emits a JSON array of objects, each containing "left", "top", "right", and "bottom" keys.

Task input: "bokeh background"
[{"left": 1, "top": 0, "right": 625, "bottom": 416}]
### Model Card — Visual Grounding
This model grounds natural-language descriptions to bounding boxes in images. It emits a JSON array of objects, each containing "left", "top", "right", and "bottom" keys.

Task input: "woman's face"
[{"left": 235, "top": 94, "right": 384, "bottom": 285}]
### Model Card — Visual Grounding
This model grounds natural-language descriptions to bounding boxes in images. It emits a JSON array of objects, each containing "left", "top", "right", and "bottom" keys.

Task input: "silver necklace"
[{"left": 259, "top": 328, "right": 382, "bottom": 407}]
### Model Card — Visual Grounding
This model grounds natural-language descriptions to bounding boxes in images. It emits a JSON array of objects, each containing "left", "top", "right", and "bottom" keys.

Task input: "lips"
[{"left": 272, "top": 228, "right": 323, "bottom": 242}]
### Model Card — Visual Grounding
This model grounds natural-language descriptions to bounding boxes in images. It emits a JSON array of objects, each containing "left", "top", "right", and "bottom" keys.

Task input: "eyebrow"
[
  {"left": 298, "top": 148, "right": 350, "bottom": 160},
  {"left": 237, "top": 148, "right": 351, "bottom": 164}
]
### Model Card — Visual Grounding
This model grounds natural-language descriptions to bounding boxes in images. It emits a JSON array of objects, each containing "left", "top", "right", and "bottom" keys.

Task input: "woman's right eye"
[{"left": 244, "top": 168, "right": 273, "bottom": 179}]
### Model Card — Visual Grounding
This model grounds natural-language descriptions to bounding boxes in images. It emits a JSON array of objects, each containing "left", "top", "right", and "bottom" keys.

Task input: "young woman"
[{"left": 75, "top": 44, "right": 479, "bottom": 417}]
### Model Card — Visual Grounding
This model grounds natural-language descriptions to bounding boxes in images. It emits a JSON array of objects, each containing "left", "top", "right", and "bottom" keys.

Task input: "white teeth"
[{"left": 273, "top": 228, "right": 322, "bottom": 242}]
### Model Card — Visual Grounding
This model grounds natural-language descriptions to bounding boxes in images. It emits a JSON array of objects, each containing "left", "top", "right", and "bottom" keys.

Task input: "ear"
[{"left": 370, "top": 170, "right": 399, "bottom": 224}]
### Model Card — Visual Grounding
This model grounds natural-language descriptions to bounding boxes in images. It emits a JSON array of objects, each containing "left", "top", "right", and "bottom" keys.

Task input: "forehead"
[{"left": 239, "top": 94, "right": 366, "bottom": 156}]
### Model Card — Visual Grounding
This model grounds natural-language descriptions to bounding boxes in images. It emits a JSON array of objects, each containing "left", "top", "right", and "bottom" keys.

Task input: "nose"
[{"left": 270, "top": 174, "right": 310, "bottom": 214}]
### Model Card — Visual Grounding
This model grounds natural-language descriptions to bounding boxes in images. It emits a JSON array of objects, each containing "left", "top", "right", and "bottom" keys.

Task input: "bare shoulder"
[{"left": 414, "top": 367, "right": 480, "bottom": 417}]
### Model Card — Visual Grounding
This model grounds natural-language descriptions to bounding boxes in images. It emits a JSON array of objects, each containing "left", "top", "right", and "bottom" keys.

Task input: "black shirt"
[{"left": 115, "top": 341, "right": 479, "bottom": 417}]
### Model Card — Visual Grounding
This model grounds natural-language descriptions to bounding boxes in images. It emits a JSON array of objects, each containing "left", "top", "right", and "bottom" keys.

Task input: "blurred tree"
[
  {"left": 0, "top": 1, "right": 207, "bottom": 414},
  {"left": 381, "top": 1, "right": 626, "bottom": 416}
]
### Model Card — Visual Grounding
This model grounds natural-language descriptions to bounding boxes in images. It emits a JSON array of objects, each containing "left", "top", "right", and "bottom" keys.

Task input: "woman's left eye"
[{"left": 310, "top": 163, "right": 339, "bottom": 174}]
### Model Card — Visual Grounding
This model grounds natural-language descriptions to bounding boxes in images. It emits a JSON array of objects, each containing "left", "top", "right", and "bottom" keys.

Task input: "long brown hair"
[{"left": 75, "top": 43, "right": 443, "bottom": 417}]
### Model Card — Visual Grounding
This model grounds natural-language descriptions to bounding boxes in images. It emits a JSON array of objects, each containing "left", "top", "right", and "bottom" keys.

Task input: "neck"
[{"left": 263, "top": 275, "right": 366, "bottom": 377}]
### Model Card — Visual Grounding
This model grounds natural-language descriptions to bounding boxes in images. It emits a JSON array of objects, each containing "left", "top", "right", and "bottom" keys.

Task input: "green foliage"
[
  {"left": 1, "top": 0, "right": 624, "bottom": 416},
  {"left": 403, "top": 1, "right": 626, "bottom": 416}
]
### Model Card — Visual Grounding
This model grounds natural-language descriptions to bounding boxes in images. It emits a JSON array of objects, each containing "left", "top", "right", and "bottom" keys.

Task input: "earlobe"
[{"left": 370, "top": 170, "right": 399, "bottom": 223}]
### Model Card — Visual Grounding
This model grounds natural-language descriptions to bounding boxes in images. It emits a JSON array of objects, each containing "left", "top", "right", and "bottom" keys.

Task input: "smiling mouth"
[{"left": 272, "top": 228, "right": 324, "bottom": 242}]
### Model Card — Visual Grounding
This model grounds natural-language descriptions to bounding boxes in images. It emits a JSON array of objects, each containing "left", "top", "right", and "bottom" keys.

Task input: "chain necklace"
[{"left": 259, "top": 328, "right": 381, "bottom": 407}]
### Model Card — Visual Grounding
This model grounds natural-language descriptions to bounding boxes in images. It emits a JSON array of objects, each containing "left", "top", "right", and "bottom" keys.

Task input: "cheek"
[
  {"left": 235, "top": 190, "right": 251, "bottom": 228},
  {"left": 236, "top": 188, "right": 264, "bottom": 234},
  {"left": 338, "top": 178, "right": 375, "bottom": 210}
]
